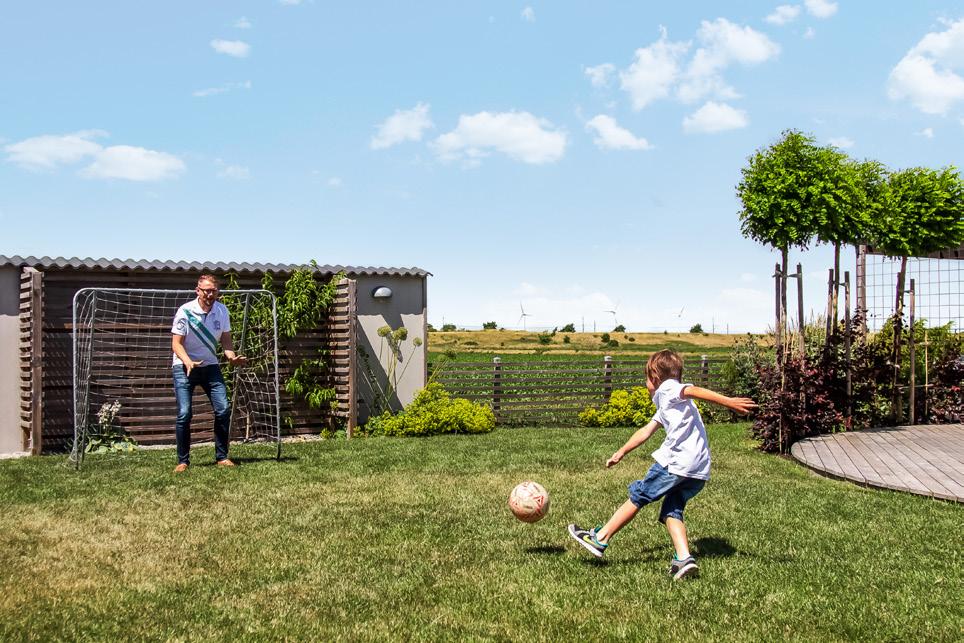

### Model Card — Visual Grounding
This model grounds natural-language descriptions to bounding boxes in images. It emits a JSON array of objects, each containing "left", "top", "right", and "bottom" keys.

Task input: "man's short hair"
[
  {"left": 647, "top": 349, "right": 683, "bottom": 387},
  {"left": 197, "top": 273, "right": 220, "bottom": 287}
]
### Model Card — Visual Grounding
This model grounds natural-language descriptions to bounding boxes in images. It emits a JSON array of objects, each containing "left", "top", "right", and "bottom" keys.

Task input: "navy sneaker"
[
  {"left": 669, "top": 555, "right": 699, "bottom": 580},
  {"left": 567, "top": 523, "right": 607, "bottom": 558}
]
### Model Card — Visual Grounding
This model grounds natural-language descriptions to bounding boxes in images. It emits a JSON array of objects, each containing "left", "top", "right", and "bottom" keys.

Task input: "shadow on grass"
[
  {"left": 203, "top": 455, "right": 300, "bottom": 466},
  {"left": 524, "top": 545, "right": 566, "bottom": 555},
  {"left": 692, "top": 536, "right": 793, "bottom": 563}
]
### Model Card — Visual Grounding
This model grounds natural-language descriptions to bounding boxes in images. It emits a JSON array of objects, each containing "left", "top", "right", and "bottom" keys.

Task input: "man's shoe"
[
  {"left": 216, "top": 459, "right": 236, "bottom": 467},
  {"left": 173, "top": 463, "right": 188, "bottom": 473},
  {"left": 669, "top": 556, "right": 699, "bottom": 580},
  {"left": 567, "top": 523, "right": 607, "bottom": 558}
]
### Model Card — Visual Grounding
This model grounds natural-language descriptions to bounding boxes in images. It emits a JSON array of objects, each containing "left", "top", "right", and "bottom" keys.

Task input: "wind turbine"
[
  {"left": 517, "top": 302, "right": 532, "bottom": 331},
  {"left": 677, "top": 306, "right": 685, "bottom": 318},
  {"left": 603, "top": 301, "right": 620, "bottom": 328}
]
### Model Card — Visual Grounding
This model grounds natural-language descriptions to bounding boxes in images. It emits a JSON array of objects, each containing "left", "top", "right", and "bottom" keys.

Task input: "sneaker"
[
  {"left": 568, "top": 524, "right": 608, "bottom": 558},
  {"left": 669, "top": 556, "right": 699, "bottom": 580},
  {"left": 216, "top": 459, "right": 236, "bottom": 467},
  {"left": 173, "top": 463, "right": 188, "bottom": 473}
]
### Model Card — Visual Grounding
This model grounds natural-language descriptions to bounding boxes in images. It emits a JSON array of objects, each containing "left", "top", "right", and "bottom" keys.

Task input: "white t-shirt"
[
  {"left": 650, "top": 379, "right": 711, "bottom": 480},
  {"left": 171, "top": 299, "right": 231, "bottom": 366}
]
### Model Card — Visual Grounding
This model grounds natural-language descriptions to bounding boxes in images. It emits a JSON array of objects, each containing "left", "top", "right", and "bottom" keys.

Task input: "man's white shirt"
[
  {"left": 650, "top": 379, "right": 711, "bottom": 480},
  {"left": 171, "top": 299, "right": 230, "bottom": 366}
]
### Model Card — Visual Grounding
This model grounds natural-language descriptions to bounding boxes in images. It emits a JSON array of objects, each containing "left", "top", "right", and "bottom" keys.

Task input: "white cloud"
[
  {"left": 210, "top": 39, "right": 250, "bottom": 58},
  {"left": 432, "top": 111, "right": 567, "bottom": 165},
  {"left": 682, "top": 101, "right": 749, "bottom": 133},
  {"left": 888, "top": 19, "right": 964, "bottom": 115},
  {"left": 678, "top": 18, "right": 780, "bottom": 103},
  {"left": 765, "top": 5, "right": 801, "bottom": 26},
  {"left": 4, "top": 130, "right": 106, "bottom": 169},
  {"left": 216, "top": 163, "right": 250, "bottom": 180},
  {"left": 827, "top": 136, "right": 854, "bottom": 149},
  {"left": 919, "top": 127, "right": 934, "bottom": 138},
  {"left": 804, "top": 0, "right": 838, "bottom": 18},
  {"left": 804, "top": 27, "right": 816, "bottom": 39},
  {"left": 192, "top": 80, "right": 251, "bottom": 97},
  {"left": 327, "top": 177, "right": 343, "bottom": 187},
  {"left": 521, "top": 6, "right": 535, "bottom": 22},
  {"left": 81, "top": 146, "right": 185, "bottom": 181},
  {"left": 371, "top": 103, "right": 434, "bottom": 150},
  {"left": 584, "top": 63, "right": 615, "bottom": 87},
  {"left": 619, "top": 26, "right": 690, "bottom": 110},
  {"left": 585, "top": 114, "right": 653, "bottom": 151},
  {"left": 234, "top": 17, "right": 252, "bottom": 29}
]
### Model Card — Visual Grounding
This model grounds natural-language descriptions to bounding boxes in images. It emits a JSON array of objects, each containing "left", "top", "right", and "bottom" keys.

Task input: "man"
[{"left": 171, "top": 274, "right": 246, "bottom": 473}]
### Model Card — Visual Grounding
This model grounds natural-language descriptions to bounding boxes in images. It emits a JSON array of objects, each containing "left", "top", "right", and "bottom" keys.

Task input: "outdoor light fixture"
[{"left": 372, "top": 286, "right": 392, "bottom": 299}]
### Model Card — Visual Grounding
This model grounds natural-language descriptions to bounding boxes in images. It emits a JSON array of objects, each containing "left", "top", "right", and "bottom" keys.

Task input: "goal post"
[{"left": 71, "top": 288, "right": 280, "bottom": 467}]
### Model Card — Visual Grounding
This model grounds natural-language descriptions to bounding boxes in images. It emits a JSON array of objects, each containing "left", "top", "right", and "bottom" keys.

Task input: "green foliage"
[
  {"left": 627, "top": 336, "right": 635, "bottom": 342},
  {"left": 600, "top": 332, "right": 610, "bottom": 344},
  {"left": 579, "top": 387, "right": 656, "bottom": 428},
  {"left": 613, "top": 324, "right": 626, "bottom": 333},
  {"left": 608, "top": 339, "right": 619, "bottom": 348},
  {"left": 441, "top": 323, "right": 456, "bottom": 332},
  {"left": 85, "top": 401, "right": 137, "bottom": 454},
  {"left": 427, "top": 323, "right": 437, "bottom": 332},
  {"left": 562, "top": 335, "right": 571, "bottom": 344},
  {"left": 560, "top": 323, "right": 576, "bottom": 333},
  {"left": 537, "top": 332, "right": 553, "bottom": 345},
  {"left": 362, "top": 383, "right": 495, "bottom": 437},
  {"left": 482, "top": 321, "right": 498, "bottom": 330},
  {"left": 689, "top": 323, "right": 704, "bottom": 334}
]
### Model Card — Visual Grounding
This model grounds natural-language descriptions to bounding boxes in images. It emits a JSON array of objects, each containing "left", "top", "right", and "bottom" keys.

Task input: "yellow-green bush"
[
  {"left": 363, "top": 383, "right": 496, "bottom": 437},
  {"left": 579, "top": 387, "right": 656, "bottom": 428}
]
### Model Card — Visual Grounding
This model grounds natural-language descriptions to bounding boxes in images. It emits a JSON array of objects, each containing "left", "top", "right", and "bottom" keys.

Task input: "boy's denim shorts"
[{"left": 628, "top": 462, "right": 706, "bottom": 523}]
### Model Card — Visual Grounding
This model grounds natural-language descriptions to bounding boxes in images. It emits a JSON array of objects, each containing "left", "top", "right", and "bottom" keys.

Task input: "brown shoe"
[
  {"left": 216, "top": 459, "right": 236, "bottom": 467},
  {"left": 173, "top": 463, "right": 188, "bottom": 473}
]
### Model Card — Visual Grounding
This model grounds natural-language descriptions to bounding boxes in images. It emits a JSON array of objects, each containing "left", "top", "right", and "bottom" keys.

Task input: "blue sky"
[{"left": 2, "top": 2, "right": 962, "bottom": 332}]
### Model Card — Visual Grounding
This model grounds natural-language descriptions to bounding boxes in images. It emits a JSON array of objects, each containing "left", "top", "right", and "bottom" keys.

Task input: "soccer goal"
[{"left": 71, "top": 288, "right": 280, "bottom": 467}]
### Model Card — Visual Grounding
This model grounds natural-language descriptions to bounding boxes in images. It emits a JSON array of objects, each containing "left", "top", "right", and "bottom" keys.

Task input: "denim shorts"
[{"left": 628, "top": 462, "right": 706, "bottom": 523}]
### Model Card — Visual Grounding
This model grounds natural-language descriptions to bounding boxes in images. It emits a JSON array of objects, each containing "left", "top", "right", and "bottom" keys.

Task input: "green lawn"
[{"left": 1, "top": 426, "right": 960, "bottom": 641}]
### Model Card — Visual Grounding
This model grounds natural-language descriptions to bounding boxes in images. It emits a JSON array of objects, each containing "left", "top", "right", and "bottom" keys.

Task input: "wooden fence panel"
[{"left": 430, "top": 355, "right": 730, "bottom": 426}]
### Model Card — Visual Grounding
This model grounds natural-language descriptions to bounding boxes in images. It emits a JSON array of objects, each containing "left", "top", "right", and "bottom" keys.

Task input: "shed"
[{"left": 0, "top": 256, "right": 430, "bottom": 455}]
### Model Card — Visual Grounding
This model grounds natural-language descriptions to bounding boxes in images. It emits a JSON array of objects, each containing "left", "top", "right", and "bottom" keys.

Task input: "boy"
[{"left": 567, "top": 349, "right": 756, "bottom": 580}]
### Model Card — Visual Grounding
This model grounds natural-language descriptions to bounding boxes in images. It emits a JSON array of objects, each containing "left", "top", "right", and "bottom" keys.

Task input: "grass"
[
  {"left": 1, "top": 426, "right": 960, "bottom": 641},
  {"left": 427, "top": 329, "right": 764, "bottom": 360}
]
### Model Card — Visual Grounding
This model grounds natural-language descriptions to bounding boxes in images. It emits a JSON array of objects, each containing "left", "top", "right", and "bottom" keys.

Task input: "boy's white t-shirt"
[
  {"left": 650, "top": 379, "right": 711, "bottom": 480},
  {"left": 171, "top": 299, "right": 230, "bottom": 366}
]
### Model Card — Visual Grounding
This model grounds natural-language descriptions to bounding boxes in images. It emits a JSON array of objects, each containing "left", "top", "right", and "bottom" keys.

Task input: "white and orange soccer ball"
[{"left": 508, "top": 481, "right": 550, "bottom": 523}]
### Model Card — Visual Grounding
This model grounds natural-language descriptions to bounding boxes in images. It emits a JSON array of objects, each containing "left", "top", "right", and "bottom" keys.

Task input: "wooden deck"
[{"left": 790, "top": 424, "right": 964, "bottom": 503}]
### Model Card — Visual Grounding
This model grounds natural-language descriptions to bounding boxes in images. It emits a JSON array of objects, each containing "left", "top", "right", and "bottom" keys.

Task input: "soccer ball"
[{"left": 508, "top": 481, "right": 550, "bottom": 523}]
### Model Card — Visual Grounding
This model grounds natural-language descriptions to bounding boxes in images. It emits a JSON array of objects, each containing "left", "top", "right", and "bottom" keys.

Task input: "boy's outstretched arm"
[
  {"left": 682, "top": 386, "right": 758, "bottom": 415},
  {"left": 606, "top": 420, "right": 660, "bottom": 468}
]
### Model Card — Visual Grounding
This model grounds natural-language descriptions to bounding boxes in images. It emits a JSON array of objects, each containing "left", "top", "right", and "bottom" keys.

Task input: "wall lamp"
[{"left": 372, "top": 286, "right": 393, "bottom": 299}]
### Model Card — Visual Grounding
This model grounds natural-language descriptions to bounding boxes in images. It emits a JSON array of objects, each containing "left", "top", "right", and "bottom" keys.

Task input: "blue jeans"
[
  {"left": 173, "top": 364, "right": 231, "bottom": 464},
  {"left": 628, "top": 463, "right": 706, "bottom": 523}
]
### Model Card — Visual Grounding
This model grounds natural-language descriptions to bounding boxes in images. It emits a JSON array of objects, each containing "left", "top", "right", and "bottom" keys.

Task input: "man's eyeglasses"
[{"left": 197, "top": 287, "right": 219, "bottom": 295}]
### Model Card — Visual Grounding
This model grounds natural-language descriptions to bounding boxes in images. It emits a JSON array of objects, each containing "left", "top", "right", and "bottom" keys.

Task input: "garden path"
[{"left": 791, "top": 424, "right": 964, "bottom": 503}]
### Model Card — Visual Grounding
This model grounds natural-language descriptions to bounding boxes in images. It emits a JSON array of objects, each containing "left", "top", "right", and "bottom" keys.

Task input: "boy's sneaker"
[
  {"left": 669, "top": 556, "right": 699, "bottom": 580},
  {"left": 567, "top": 524, "right": 607, "bottom": 558}
]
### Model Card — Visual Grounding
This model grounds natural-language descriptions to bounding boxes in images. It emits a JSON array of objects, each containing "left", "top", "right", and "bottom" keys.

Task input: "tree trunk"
[
  {"left": 891, "top": 255, "right": 908, "bottom": 423},
  {"left": 832, "top": 242, "right": 840, "bottom": 333},
  {"left": 781, "top": 248, "right": 788, "bottom": 363}
]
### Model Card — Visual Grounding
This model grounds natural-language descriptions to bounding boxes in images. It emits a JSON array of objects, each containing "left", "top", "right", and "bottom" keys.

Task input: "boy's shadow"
[
  {"left": 524, "top": 545, "right": 566, "bottom": 555},
  {"left": 692, "top": 536, "right": 737, "bottom": 558},
  {"left": 208, "top": 455, "right": 299, "bottom": 465}
]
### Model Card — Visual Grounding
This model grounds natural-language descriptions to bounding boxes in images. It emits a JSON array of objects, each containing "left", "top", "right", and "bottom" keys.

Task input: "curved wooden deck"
[{"left": 790, "top": 424, "right": 964, "bottom": 503}]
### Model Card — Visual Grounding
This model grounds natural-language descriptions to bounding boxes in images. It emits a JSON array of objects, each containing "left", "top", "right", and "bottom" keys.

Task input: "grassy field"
[
  {"left": 427, "top": 330, "right": 764, "bottom": 361},
  {"left": 1, "top": 426, "right": 960, "bottom": 641}
]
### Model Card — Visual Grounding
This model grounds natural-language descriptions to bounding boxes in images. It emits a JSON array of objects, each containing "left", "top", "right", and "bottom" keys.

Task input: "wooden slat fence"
[{"left": 431, "top": 355, "right": 729, "bottom": 426}]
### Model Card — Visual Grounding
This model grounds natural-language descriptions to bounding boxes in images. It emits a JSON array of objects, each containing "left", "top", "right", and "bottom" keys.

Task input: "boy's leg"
[
  {"left": 659, "top": 477, "right": 705, "bottom": 579},
  {"left": 664, "top": 517, "right": 690, "bottom": 559},
  {"left": 596, "top": 500, "right": 639, "bottom": 544}
]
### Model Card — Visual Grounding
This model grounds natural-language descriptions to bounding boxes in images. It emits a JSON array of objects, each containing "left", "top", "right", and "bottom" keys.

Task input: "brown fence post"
[
  {"left": 908, "top": 279, "right": 916, "bottom": 425},
  {"left": 774, "top": 263, "right": 783, "bottom": 367},
  {"left": 825, "top": 268, "right": 835, "bottom": 343},
  {"left": 492, "top": 357, "right": 502, "bottom": 417},
  {"left": 700, "top": 354, "right": 709, "bottom": 386},
  {"left": 844, "top": 271, "right": 852, "bottom": 429},
  {"left": 796, "top": 263, "right": 805, "bottom": 362},
  {"left": 603, "top": 355, "right": 613, "bottom": 401}
]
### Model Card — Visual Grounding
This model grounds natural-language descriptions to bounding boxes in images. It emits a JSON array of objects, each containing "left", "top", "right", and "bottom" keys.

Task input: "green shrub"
[
  {"left": 562, "top": 335, "right": 571, "bottom": 344},
  {"left": 613, "top": 324, "right": 626, "bottom": 333},
  {"left": 560, "top": 323, "right": 576, "bottom": 333},
  {"left": 579, "top": 387, "right": 656, "bottom": 428},
  {"left": 441, "top": 324, "right": 456, "bottom": 332},
  {"left": 690, "top": 323, "right": 704, "bottom": 334},
  {"left": 538, "top": 332, "right": 553, "bottom": 345},
  {"left": 600, "top": 332, "right": 610, "bottom": 344},
  {"left": 482, "top": 321, "right": 497, "bottom": 330},
  {"left": 363, "top": 383, "right": 496, "bottom": 437}
]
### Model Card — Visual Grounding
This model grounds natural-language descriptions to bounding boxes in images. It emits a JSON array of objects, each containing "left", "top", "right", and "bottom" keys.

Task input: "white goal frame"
[{"left": 71, "top": 288, "right": 281, "bottom": 467}]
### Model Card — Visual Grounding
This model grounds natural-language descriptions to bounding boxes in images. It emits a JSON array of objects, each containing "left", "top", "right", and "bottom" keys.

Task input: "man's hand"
[
  {"left": 725, "top": 397, "right": 758, "bottom": 415},
  {"left": 226, "top": 354, "right": 248, "bottom": 367},
  {"left": 184, "top": 359, "right": 203, "bottom": 376},
  {"left": 606, "top": 451, "right": 624, "bottom": 468}
]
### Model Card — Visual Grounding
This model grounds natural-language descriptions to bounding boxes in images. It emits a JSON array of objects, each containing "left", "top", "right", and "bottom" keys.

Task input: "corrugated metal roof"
[{"left": 0, "top": 255, "right": 431, "bottom": 277}]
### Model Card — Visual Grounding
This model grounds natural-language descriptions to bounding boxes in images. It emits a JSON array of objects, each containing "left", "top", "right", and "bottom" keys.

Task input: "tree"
[
  {"left": 868, "top": 165, "right": 964, "bottom": 419},
  {"left": 737, "top": 130, "right": 825, "bottom": 352},
  {"left": 560, "top": 323, "right": 576, "bottom": 333},
  {"left": 613, "top": 324, "right": 626, "bottom": 333},
  {"left": 482, "top": 321, "right": 497, "bottom": 330},
  {"left": 689, "top": 323, "right": 704, "bottom": 334},
  {"left": 441, "top": 323, "right": 456, "bottom": 332}
]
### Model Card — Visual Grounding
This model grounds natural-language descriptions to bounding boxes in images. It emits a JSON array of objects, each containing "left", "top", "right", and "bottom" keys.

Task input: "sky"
[{"left": 2, "top": 2, "right": 962, "bottom": 333}]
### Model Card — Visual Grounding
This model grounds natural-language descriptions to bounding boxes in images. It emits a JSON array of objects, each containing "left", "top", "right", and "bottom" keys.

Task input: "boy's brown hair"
[{"left": 647, "top": 349, "right": 683, "bottom": 387}]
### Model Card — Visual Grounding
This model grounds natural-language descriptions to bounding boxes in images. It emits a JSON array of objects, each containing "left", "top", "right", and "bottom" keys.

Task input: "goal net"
[{"left": 71, "top": 288, "right": 280, "bottom": 466}]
